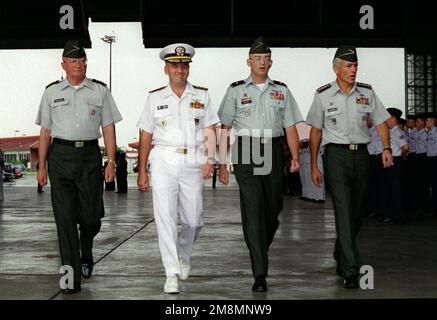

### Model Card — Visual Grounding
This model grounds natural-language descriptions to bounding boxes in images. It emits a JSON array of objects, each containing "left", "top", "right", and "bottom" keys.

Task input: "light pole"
[{"left": 100, "top": 32, "right": 117, "bottom": 92}]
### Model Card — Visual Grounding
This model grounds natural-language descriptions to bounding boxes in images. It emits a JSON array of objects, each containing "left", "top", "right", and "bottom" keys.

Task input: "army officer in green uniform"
[
  {"left": 306, "top": 46, "right": 392, "bottom": 289},
  {"left": 218, "top": 37, "right": 302, "bottom": 292},
  {"left": 36, "top": 40, "right": 122, "bottom": 294}
]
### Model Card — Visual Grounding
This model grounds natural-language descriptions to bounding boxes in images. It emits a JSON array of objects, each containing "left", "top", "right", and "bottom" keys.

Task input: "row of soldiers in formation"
[{"left": 367, "top": 109, "right": 437, "bottom": 224}]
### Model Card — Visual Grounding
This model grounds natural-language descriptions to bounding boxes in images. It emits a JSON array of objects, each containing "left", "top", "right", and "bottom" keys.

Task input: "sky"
[{"left": 0, "top": 22, "right": 405, "bottom": 149}]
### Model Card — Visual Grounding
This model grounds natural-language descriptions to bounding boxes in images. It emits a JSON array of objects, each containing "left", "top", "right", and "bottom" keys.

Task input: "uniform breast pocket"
[
  {"left": 189, "top": 108, "right": 205, "bottom": 128},
  {"left": 273, "top": 103, "right": 285, "bottom": 114},
  {"left": 237, "top": 103, "right": 253, "bottom": 117},
  {"left": 324, "top": 106, "right": 342, "bottom": 126},
  {"left": 154, "top": 108, "right": 173, "bottom": 127},
  {"left": 87, "top": 99, "right": 103, "bottom": 123},
  {"left": 357, "top": 106, "right": 373, "bottom": 124},
  {"left": 50, "top": 99, "right": 70, "bottom": 122}
]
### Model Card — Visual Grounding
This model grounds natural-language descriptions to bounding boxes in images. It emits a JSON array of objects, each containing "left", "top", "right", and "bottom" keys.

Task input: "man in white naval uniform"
[{"left": 136, "top": 43, "right": 219, "bottom": 294}]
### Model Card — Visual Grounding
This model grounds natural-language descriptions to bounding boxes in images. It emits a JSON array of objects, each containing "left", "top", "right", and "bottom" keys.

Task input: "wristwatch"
[{"left": 108, "top": 159, "right": 117, "bottom": 168}]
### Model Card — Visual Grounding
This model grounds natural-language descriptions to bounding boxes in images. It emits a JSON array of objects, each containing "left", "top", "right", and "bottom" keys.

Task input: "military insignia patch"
[
  {"left": 331, "top": 118, "right": 337, "bottom": 125},
  {"left": 190, "top": 99, "right": 205, "bottom": 109},
  {"left": 157, "top": 105, "right": 168, "bottom": 110},
  {"left": 162, "top": 120, "right": 167, "bottom": 127},
  {"left": 241, "top": 94, "right": 252, "bottom": 105},
  {"left": 269, "top": 90, "right": 284, "bottom": 102},
  {"left": 54, "top": 98, "right": 65, "bottom": 103},
  {"left": 356, "top": 95, "right": 369, "bottom": 105},
  {"left": 194, "top": 118, "right": 199, "bottom": 126}
]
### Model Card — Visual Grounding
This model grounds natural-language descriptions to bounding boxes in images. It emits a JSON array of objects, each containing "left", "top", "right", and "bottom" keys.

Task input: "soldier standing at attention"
[
  {"left": 36, "top": 40, "right": 122, "bottom": 294},
  {"left": 425, "top": 113, "right": 437, "bottom": 216},
  {"left": 306, "top": 46, "right": 392, "bottom": 289}
]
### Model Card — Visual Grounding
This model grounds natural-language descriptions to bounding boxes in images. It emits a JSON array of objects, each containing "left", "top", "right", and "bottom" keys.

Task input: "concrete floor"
[{"left": 1, "top": 175, "right": 437, "bottom": 300}]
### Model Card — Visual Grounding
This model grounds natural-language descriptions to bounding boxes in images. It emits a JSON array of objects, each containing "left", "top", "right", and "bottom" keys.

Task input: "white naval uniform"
[
  {"left": 137, "top": 82, "right": 219, "bottom": 276},
  {"left": 299, "top": 144, "right": 325, "bottom": 201}
]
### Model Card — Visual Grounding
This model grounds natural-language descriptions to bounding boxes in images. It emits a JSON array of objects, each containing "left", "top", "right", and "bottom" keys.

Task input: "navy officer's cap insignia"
[{"left": 175, "top": 46, "right": 185, "bottom": 56}]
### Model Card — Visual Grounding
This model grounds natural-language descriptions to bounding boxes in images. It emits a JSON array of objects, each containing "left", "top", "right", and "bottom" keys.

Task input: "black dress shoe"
[
  {"left": 81, "top": 262, "right": 93, "bottom": 279},
  {"left": 62, "top": 282, "right": 81, "bottom": 294},
  {"left": 344, "top": 276, "right": 359, "bottom": 289},
  {"left": 252, "top": 278, "right": 267, "bottom": 292}
]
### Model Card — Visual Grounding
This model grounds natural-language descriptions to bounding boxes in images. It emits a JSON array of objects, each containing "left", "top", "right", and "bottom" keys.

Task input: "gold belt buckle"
[
  {"left": 176, "top": 148, "right": 188, "bottom": 154},
  {"left": 75, "top": 141, "right": 84, "bottom": 148},
  {"left": 349, "top": 144, "right": 358, "bottom": 151},
  {"left": 260, "top": 138, "right": 269, "bottom": 144}
]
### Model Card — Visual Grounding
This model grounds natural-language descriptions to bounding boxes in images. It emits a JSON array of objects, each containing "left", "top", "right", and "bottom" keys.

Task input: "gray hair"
[{"left": 332, "top": 57, "right": 343, "bottom": 67}]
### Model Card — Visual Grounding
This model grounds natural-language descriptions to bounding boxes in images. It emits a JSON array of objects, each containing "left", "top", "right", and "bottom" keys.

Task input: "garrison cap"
[
  {"left": 249, "top": 37, "right": 271, "bottom": 54},
  {"left": 62, "top": 40, "right": 86, "bottom": 58},
  {"left": 387, "top": 108, "right": 403, "bottom": 121},
  {"left": 334, "top": 45, "right": 357, "bottom": 62},
  {"left": 159, "top": 43, "right": 195, "bottom": 63}
]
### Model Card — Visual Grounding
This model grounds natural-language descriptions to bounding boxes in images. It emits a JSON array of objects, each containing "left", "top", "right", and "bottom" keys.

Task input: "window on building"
[{"left": 407, "top": 53, "right": 437, "bottom": 115}]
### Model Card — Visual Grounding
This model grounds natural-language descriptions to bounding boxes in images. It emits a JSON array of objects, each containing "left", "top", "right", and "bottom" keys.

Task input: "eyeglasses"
[
  {"left": 62, "top": 58, "right": 87, "bottom": 65},
  {"left": 250, "top": 56, "right": 272, "bottom": 63}
]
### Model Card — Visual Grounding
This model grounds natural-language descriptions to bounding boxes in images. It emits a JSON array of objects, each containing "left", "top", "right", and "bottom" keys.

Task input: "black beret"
[
  {"left": 63, "top": 40, "right": 86, "bottom": 58},
  {"left": 334, "top": 45, "right": 357, "bottom": 62},
  {"left": 249, "top": 37, "right": 271, "bottom": 55}
]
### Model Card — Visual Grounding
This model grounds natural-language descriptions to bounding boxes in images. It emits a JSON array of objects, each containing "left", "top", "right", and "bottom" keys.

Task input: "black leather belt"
[
  {"left": 328, "top": 143, "right": 367, "bottom": 151},
  {"left": 237, "top": 136, "right": 281, "bottom": 144},
  {"left": 53, "top": 138, "right": 98, "bottom": 148}
]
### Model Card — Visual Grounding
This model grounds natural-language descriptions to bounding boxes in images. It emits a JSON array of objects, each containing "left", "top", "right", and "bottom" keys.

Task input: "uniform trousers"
[
  {"left": 382, "top": 156, "right": 406, "bottom": 223},
  {"left": 416, "top": 153, "right": 430, "bottom": 213},
  {"left": 232, "top": 137, "right": 283, "bottom": 279},
  {"left": 149, "top": 146, "right": 204, "bottom": 277},
  {"left": 324, "top": 144, "right": 369, "bottom": 278},
  {"left": 48, "top": 142, "right": 104, "bottom": 283},
  {"left": 427, "top": 156, "right": 437, "bottom": 214}
]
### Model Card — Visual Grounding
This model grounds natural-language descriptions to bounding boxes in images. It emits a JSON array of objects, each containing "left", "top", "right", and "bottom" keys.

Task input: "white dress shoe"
[
  {"left": 164, "top": 276, "right": 179, "bottom": 294},
  {"left": 179, "top": 260, "right": 191, "bottom": 281}
]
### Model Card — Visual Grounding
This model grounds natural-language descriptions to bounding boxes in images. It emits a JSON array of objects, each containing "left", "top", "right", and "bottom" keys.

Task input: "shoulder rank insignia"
[
  {"left": 45, "top": 80, "right": 61, "bottom": 89},
  {"left": 357, "top": 82, "right": 372, "bottom": 90},
  {"left": 92, "top": 79, "right": 107, "bottom": 87},
  {"left": 193, "top": 85, "right": 208, "bottom": 91},
  {"left": 317, "top": 83, "right": 331, "bottom": 94},
  {"left": 273, "top": 80, "right": 287, "bottom": 87},
  {"left": 230, "top": 80, "right": 245, "bottom": 88},
  {"left": 149, "top": 86, "right": 166, "bottom": 93}
]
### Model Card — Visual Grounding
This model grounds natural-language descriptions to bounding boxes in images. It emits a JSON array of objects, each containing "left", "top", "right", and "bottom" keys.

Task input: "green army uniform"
[
  {"left": 306, "top": 46, "right": 390, "bottom": 281},
  {"left": 35, "top": 41, "right": 122, "bottom": 288},
  {"left": 219, "top": 74, "right": 302, "bottom": 283}
]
